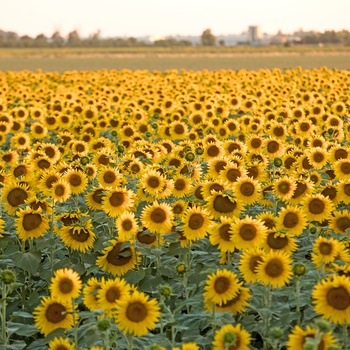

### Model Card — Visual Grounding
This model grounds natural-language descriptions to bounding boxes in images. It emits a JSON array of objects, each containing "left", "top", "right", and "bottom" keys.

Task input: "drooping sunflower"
[
  {"left": 272, "top": 177, "right": 297, "bottom": 202},
  {"left": 15, "top": 207, "right": 50, "bottom": 241},
  {"left": 51, "top": 179, "right": 71, "bottom": 203},
  {"left": 2, "top": 181, "right": 33, "bottom": 215},
  {"left": 85, "top": 186, "right": 105, "bottom": 211},
  {"left": 181, "top": 205, "right": 212, "bottom": 242},
  {"left": 286, "top": 325, "right": 337, "bottom": 350},
  {"left": 33, "top": 296, "right": 75, "bottom": 336},
  {"left": 301, "top": 194, "right": 334, "bottom": 223},
  {"left": 329, "top": 210, "right": 350, "bottom": 234},
  {"left": 312, "top": 275, "right": 350, "bottom": 324},
  {"left": 83, "top": 277, "right": 102, "bottom": 311},
  {"left": 205, "top": 192, "right": 242, "bottom": 220},
  {"left": 233, "top": 176, "right": 261, "bottom": 206},
  {"left": 256, "top": 250, "right": 293, "bottom": 288},
  {"left": 275, "top": 205, "right": 307, "bottom": 236},
  {"left": 97, "top": 277, "right": 130, "bottom": 316},
  {"left": 209, "top": 216, "right": 235, "bottom": 253},
  {"left": 115, "top": 290, "right": 161, "bottom": 337},
  {"left": 203, "top": 269, "right": 241, "bottom": 307},
  {"left": 50, "top": 268, "right": 82, "bottom": 303},
  {"left": 212, "top": 284, "right": 252, "bottom": 315},
  {"left": 230, "top": 216, "right": 267, "bottom": 251},
  {"left": 102, "top": 187, "right": 135, "bottom": 218},
  {"left": 116, "top": 211, "right": 140, "bottom": 240},
  {"left": 239, "top": 248, "right": 266, "bottom": 283},
  {"left": 96, "top": 239, "right": 137, "bottom": 276},
  {"left": 264, "top": 231, "right": 298, "bottom": 254},
  {"left": 141, "top": 201, "right": 173, "bottom": 235},
  {"left": 59, "top": 224, "right": 96, "bottom": 252},
  {"left": 48, "top": 337, "right": 75, "bottom": 350},
  {"left": 212, "top": 323, "right": 251, "bottom": 350}
]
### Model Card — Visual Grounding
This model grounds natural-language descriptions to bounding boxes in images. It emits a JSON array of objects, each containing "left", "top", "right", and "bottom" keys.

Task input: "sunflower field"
[{"left": 0, "top": 67, "right": 350, "bottom": 350}]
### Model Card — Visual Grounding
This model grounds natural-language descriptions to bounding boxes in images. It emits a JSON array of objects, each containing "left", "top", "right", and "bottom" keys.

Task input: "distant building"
[{"left": 248, "top": 26, "right": 262, "bottom": 43}]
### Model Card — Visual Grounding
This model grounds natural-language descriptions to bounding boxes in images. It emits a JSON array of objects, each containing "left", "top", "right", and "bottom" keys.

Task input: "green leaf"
[
  {"left": 12, "top": 251, "right": 41, "bottom": 275},
  {"left": 11, "top": 311, "right": 34, "bottom": 319}
]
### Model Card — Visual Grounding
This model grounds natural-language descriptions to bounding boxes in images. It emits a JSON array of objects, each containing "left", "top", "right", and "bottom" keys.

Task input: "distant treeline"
[{"left": 1, "top": 28, "right": 350, "bottom": 48}]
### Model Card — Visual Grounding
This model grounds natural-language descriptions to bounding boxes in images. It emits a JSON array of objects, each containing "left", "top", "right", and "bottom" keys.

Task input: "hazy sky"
[{"left": 1, "top": 0, "right": 350, "bottom": 38}]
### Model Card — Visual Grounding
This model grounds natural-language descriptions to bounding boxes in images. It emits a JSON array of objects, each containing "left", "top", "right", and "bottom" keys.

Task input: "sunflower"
[
  {"left": 329, "top": 210, "right": 350, "bottom": 234},
  {"left": 203, "top": 269, "right": 241, "bottom": 307},
  {"left": 169, "top": 121, "right": 188, "bottom": 140},
  {"left": 38, "top": 170, "right": 61, "bottom": 196},
  {"left": 97, "top": 277, "right": 130, "bottom": 316},
  {"left": 275, "top": 205, "right": 307, "bottom": 236},
  {"left": 97, "top": 166, "right": 122, "bottom": 188},
  {"left": 201, "top": 180, "right": 227, "bottom": 199},
  {"left": 83, "top": 277, "right": 103, "bottom": 311},
  {"left": 48, "top": 337, "right": 75, "bottom": 350},
  {"left": 246, "top": 161, "right": 269, "bottom": 183},
  {"left": 141, "top": 201, "right": 173, "bottom": 234},
  {"left": 301, "top": 194, "right": 334, "bottom": 223},
  {"left": 40, "top": 143, "right": 62, "bottom": 164},
  {"left": 85, "top": 186, "right": 105, "bottom": 211},
  {"left": 336, "top": 181, "right": 350, "bottom": 205},
  {"left": 286, "top": 325, "right": 337, "bottom": 350},
  {"left": 212, "top": 323, "right": 251, "bottom": 350},
  {"left": 306, "top": 147, "right": 328, "bottom": 169},
  {"left": 172, "top": 175, "right": 192, "bottom": 198},
  {"left": 333, "top": 158, "right": 350, "bottom": 181},
  {"left": 51, "top": 179, "right": 71, "bottom": 203},
  {"left": 272, "top": 177, "right": 296, "bottom": 202},
  {"left": 233, "top": 176, "right": 261, "bottom": 206},
  {"left": 93, "top": 147, "right": 115, "bottom": 166},
  {"left": 172, "top": 200, "right": 188, "bottom": 217},
  {"left": 246, "top": 135, "right": 263, "bottom": 152},
  {"left": 33, "top": 296, "right": 75, "bottom": 336},
  {"left": 2, "top": 181, "right": 33, "bottom": 215},
  {"left": 63, "top": 169, "right": 88, "bottom": 194},
  {"left": 96, "top": 239, "right": 137, "bottom": 276},
  {"left": 140, "top": 169, "right": 167, "bottom": 196},
  {"left": 219, "top": 164, "right": 247, "bottom": 184},
  {"left": 255, "top": 211, "right": 277, "bottom": 231},
  {"left": 59, "top": 224, "right": 96, "bottom": 252},
  {"left": 15, "top": 207, "right": 50, "bottom": 241},
  {"left": 202, "top": 141, "right": 224, "bottom": 161},
  {"left": 0, "top": 150, "right": 19, "bottom": 165},
  {"left": 312, "top": 275, "right": 350, "bottom": 324},
  {"left": 9, "top": 162, "right": 33, "bottom": 181},
  {"left": 181, "top": 205, "right": 212, "bottom": 242},
  {"left": 311, "top": 236, "right": 341, "bottom": 267},
  {"left": 102, "top": 187, "right": 135, "bottom": 218},
  {"left": 328, "top": 145, "right": 349, "bottom": 163},
  {"left": 10, "top": 131, "right": 31, "bottom": 150},
  {"left": 115, "top": 290, "right": 160, "bottom": 337},
  {"left": 230, "top": 216, "right": 267, "bottom": 251},
  {"left": 256, "top": 250, "right": 293, "bottom": 288},
  {"left": 50, "top": 268, "right": 82, "bottom": 303},
  {"left": 320, "top": 184, "right": 340, "bottom": 206},
  {"left": 263, "top": 137, "right": 285, "bottom": 158},
  {"left": 116, "top": 211, "right": 139, "bottom": 240},
  {"left": 209, "top": 216, "right": 235, "bottom": 253}
]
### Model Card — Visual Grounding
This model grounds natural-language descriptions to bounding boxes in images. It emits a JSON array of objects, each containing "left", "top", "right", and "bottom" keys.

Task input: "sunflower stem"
[
  {"left": 72, "top": 298, "right": 78, "bottom": 347},
  {"left": 295, "top": 277, "right": 301, "bottom": 324},
  {"left": 212, "top": 302, "right": 217, "bottom": 338},
  {"left": 50, "top": 199, "right": 56, "bottom": 273},
  {"left": 104, "top": 327, "right": 110, "bottom": 350},
  {"left": 227, "top": 250, "right": 231, "bottom": 266},
  {"left": 1, "top": 282, "right": 7, "bottom": 345},
  {"left": 343, "top": 324, "right": 348, "bottom": 350},
  {"left": 127, "top": 333, "right": 133, "bottom": 350}
]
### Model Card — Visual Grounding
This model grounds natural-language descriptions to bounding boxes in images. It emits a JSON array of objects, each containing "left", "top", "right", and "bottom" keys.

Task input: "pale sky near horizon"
[{"left": 1, "top": 0, "right": 349, "bottom": 38}]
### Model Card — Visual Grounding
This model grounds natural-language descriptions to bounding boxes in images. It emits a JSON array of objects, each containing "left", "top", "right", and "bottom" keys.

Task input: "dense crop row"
[{"left": 0, "top": 67, "right": 350, "bottom": 349}]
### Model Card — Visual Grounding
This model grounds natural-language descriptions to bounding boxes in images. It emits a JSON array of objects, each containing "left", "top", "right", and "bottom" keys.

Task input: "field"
[
  {"left": 0, "top": 46, "right": 350, "bottom": 71},
  {"left": 0, "top": 54, "right": 350, "bottom": 350}
]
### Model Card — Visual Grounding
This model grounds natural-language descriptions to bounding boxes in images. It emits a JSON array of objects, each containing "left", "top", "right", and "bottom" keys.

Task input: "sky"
[{"left": 1, "top": 0, "right": 350, "bottom": 38}]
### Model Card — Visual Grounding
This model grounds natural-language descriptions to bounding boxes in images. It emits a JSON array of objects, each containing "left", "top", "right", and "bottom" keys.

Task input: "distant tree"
[
  {"left": 201, "top": 29, "right": 216, "bottom": 46},
  {"left": 51, "top": 30, "right": 64, "bottom": 47},
  {"left": 218, "top": 39, "right": 225, "bottom": 46},
  {"left": 67, "top": 30, "right": 80, "bottom": 46},
  {"left": 34, "top": 33, "right": 47, "bottom": 47}
]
